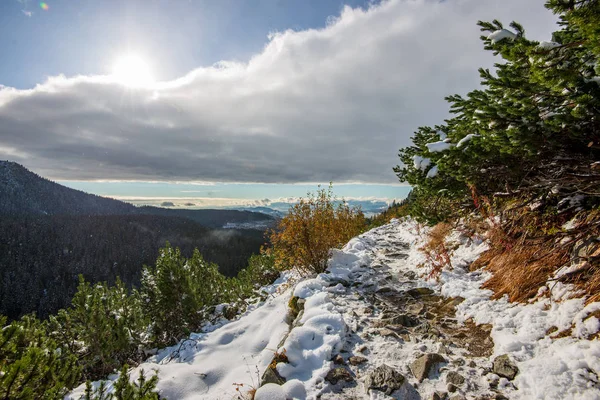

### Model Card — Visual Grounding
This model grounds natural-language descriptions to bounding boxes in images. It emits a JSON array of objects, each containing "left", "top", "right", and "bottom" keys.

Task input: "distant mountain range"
[
  {"left": 0, "top": 161, "right": 274, "bottom": 228},
  {"left": 0, "top": 161, "right": 273, "bottom": 320}
]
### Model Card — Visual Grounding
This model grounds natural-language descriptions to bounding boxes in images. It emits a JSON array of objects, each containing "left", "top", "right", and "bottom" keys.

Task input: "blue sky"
[
  {"left": 0, "top": 0, "right": 558, "bottom": 208},
  {"left": 1, "top": 0, "right": 376, "bottom": 89}
]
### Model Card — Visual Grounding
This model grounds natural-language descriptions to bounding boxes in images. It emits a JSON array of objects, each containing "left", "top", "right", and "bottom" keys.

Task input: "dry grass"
[
  {"left": 470, "top": 205, "right": 600, "bottom": 304},
  {"left": 419, "top": 222, "right": 454, "bottom": 278},
  {"left": 478, "top": 237, "right": 570, "bottom": 302}
]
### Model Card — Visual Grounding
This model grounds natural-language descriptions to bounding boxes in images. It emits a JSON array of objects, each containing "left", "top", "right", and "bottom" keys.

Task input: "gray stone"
[
  {"left": 492, "top": 354, "right": 519, "bottom": 380},
  {"left": 325, "top": 367, "right": 354, "bottom": 385},
  {"left": 446, "top": 371, "right": 465, "bottom": 386},
  {"left": 260, "top": 366, "right": 286, "bottom": 386},
  {"left": 364, "top": 364, "right": 406, "bottom": 395},
  {"left": 333, "top": 354, "right": 345, "bottom": 365},
  {"left": 389, "top": 313, "right": 420, "bottom": 327},
  {"left": 378, "top": 328, "right": 401, "bottom": 340},
  {"left": 349, "top": 356, "right": 368, "bottom": 366},
  {"left": 447, "top": 383, "right": 458, "bottom": 393},
  {"left": 571, "top": 237, "right": 600, "bottom": 265},
  {"left": 410, "top": 353, "right": 447, "bottom": 382},
  {"left": 406, "top": 302, "right": 425, "bottom": 315},
  {"left": 407, "top": 287, "right": 435, "bottom": 297}
]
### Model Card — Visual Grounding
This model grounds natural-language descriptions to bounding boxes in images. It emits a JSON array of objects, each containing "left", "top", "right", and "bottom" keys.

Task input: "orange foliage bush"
[{"left": 269, "top": 186, "right": 366, "bottom": 274}]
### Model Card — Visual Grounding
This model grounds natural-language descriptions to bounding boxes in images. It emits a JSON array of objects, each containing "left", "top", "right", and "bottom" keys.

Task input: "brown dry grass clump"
[
  {"left": 470, "top": 206, "right": 600, "bottom": 304},
  {"left": 478, "top": 237, "right": 570, "bottom": 302},
  {"left": 419, "top": 222, "right": 455, "bottom": 278}
]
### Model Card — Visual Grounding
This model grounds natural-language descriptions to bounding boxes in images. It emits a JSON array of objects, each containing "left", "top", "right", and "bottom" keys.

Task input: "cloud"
[
  {"left": 21, "top": 10, "right": 32, "bottom": 17},
  {"left": 0, "top": 0, "right": 557, "bottom": 184}
]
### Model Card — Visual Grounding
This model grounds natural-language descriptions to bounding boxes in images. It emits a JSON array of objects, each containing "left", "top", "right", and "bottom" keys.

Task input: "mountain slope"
[
  {"left": 0, "top": 160, "right": 274, "bottom": 228},
  {"left": 68, "top": 219, "right": 600, "bottom": 400},
  {"left": 0, "top": 161, "right": 136, "bottom": 216}
]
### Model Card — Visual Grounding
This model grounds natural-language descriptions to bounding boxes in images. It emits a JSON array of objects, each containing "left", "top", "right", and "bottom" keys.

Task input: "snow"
[
  {"left": 538, "top": 41, "right": 560, "bottom": 50},
  {"left": 68, "top": 219, "right": 600, "bottom": 400},
  {"left": 412, "top": 155, "right": 431, "bottom": 171},
  {"left": 425, "top": 140, "right": 454, "bottom": 152},
  {"left": 457, "top": 134, "right": 479, "bottom": 148},
  {"left": 437, "top": 130, "right": 447, "bottom": 140},
  {"left": 255, "top": 380, "right": 306, "bottom": 400},
  {"left": 67, "top": 275, "right": 294, "bottom": 400},
  {"left": 426, "top": 165, "right": 438, "bottom": 178},
  {"left": 488, "top": 29, "right": 517, "bottom": 44}
]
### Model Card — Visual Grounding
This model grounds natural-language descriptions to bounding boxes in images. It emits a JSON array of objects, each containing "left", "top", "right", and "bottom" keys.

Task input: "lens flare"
[{"left": 40, "top": 2, "right": 49, "bottom": 11}]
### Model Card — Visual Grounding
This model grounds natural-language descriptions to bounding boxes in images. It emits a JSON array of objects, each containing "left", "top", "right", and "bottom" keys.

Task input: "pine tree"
[
  {"left": 0, "top": 315, "right": 81, "bottom": 399},
  {"left": 47, "top": 277, "right": 149, "bottom": 379},
  {"left": 395, "top": 1, "right": 600, "bottom": 221},
  {"left": 141, "top": 244, "right": 232, "bottom": 346},
  {"left": 81, "top": 366, "right": 159, "bottom": 400}
]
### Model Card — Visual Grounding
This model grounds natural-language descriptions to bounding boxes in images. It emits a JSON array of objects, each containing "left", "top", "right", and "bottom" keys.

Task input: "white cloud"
[{"left": 0, "top": 0, "right": 558, "bottom": 183}]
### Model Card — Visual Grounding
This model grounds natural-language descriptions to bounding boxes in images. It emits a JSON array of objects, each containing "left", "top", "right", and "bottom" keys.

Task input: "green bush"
[
  {"left": 47, "top": 277, "right": 149, "bottom": 380},
  {"left": 81, "top": 365, "right": 159, "bottom": 400},
  {"left": 141, "top": 244, "right": 233, "bottom": 346},
  {"left": 0, "top": 314, "right": 81, "bottom": 400}
]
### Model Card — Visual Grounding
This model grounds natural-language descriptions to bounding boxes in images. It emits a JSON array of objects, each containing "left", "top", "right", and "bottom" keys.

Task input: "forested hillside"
[
  {"left": 0, "top": 214, "right": 266, "bottom": 320},
  {"left": 0, "top": 161, "right": 273, "bottom": 320}
]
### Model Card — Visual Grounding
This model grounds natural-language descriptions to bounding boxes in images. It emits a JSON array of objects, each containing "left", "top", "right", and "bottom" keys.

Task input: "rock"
[
  {"left": 492, "top": 355, "right": 519, "bottom": 380},
  {"left": 446, "top": 371, "right": 465, "bottom": 386},
  {"left": 260, "top": 366, "right": 286, "bottom": 386},
  {"left": 333, "top": 354, "right": 345, "bottom": 365},
  {"left": 571, "top": 237, "right": 600, "bottom": 265},
  {"left": 364, "top": 364, "right": 405, "bottom": 395},
  {"left": 468, "top": 360, "right": 477, "bottom": 368},
  {"left": 452, "top": 358, "right": 466, "bottom": 367},
  {"left": 432, "top": 392, "right": 448, "bottom": 400},
  {"left": 410, "top": 353, "right": 447, "bottom": 382},
  {"left": 407, "top": 287, "right": 435, "bottom": 297},
  {"left": 406, "top": 302, "right": 425, "bottom": 315},
  {"left": 449, "top": 395, "right": 466, "bottom": 400},
  {"left": 349, "top": 356, "right": 368, "bottom": 366},
  {"left": 447, "top": 383, "right": 458, "bottom": 393},
  {"left": 378, "top": 328, "right": 401, "bottom": 340},
  {"left": 325, "top": 367, "right": 354, "bottom": 385},
  {"left": 357, "top": 345, "right": 368, "bottom": 354},
  {"left": 389, "top": 313, "right": 420, "bottom": 327}
]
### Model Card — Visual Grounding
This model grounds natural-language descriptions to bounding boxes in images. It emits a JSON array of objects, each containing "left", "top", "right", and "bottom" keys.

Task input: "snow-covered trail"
[{"left": 69, "top": 219, "right": 600, "bottom": 400}]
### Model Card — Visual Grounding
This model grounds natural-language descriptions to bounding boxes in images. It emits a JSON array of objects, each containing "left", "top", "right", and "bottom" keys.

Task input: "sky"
[{"left": 0, "top": 0, "right": 559, "bottom": 208}]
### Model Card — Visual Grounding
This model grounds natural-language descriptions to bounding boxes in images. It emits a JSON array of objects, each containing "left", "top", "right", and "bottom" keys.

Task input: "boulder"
[
  {"left": 492, "top": 354, "right": 519, "bottom": 380},
  {"left": 325, "top": 367, "right": 354, "bottom": 385},
  {"left": 364, "top": 364, "right": 405, "bottom": 395},
  {"left": 261, "top": 366, "right": 286, "bottom": 386},
  {"left": 445, "top": 371, "right": 465, "bottom": 386},
  {"left": 348, "top": 356, "right": 368, "bottom": 366},
  {"left": 407, "top": 287, "right": 435, "bottom": 297},
  {"left": 410, "top": 353, "right": 447, "bottom": 382}
]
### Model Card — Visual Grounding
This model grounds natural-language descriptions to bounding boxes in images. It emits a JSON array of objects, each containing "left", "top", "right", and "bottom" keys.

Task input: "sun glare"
[{"left": 112, "top": 54, "right": 154, "bottom": 87}]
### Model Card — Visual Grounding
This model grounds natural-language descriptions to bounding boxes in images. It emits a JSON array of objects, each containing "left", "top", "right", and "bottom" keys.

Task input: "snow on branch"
[{"left": 488, "top": 29, "right": 517, "bottom": 44}]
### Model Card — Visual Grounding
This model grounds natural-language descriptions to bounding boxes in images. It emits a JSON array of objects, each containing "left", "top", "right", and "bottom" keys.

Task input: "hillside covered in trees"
[{"left": 0, "top": 162, "right": 273, "bottom": 319}]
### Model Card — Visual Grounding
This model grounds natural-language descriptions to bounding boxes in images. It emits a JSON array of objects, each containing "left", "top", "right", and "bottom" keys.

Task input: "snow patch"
[{"left": 488, "top": 29, "right": 517, "bottom": 44}]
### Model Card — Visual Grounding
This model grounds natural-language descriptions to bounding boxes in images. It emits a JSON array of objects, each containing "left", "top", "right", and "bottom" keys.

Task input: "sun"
[{"left": 112, "top": 54, "right": 154, "bottom": 87}]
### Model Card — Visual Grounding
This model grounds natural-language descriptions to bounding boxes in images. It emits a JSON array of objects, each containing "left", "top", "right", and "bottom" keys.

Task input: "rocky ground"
[{"left": 273, "top": 223, "right": 515, "bottom": 400}]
